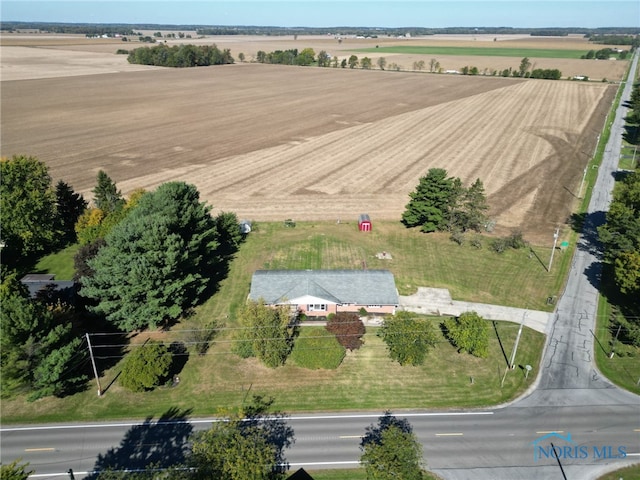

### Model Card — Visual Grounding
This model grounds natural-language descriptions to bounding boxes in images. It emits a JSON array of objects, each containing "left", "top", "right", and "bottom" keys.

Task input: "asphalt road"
[{"left": 2, "top": 53, "right": 639, "bottom": 480}]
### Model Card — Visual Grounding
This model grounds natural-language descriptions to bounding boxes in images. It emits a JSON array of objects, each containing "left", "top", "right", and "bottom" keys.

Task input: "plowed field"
[{"left": 1, "top": 37, "right": 615, "bottom": 245}]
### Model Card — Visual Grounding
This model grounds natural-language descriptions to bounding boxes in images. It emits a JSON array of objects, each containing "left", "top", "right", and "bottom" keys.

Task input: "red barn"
[{"left": 358, "top": 214, "right": 372, "bottom": 232}]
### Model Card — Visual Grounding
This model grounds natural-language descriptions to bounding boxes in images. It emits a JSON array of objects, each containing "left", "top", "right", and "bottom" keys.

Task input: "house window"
[
  {"left": 367, "top": 305, "right": 382, "bottom": 308},
  {"left": 308, "top": 304, "right": 327, "bottom": 311}
]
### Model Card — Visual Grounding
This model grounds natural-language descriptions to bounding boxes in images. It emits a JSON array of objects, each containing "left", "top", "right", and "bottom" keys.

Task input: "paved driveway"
[{"left": 399, "top": 287, "right": 552, "bottom": 334}]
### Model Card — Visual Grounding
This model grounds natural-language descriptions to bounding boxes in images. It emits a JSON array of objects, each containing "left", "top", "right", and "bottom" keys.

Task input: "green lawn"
[
  {"left": 5, "top": 221, "right": 557, "bottom": 423},
  {"left": 307, "top": 468, "right": 442, "bottom": 480},
  {"left": 355, "top": 46, "right": 588, "bottom": 59},
  {"left": 596, "top": 463, "right": 640, "bottom": 480},
  {"left": 33, "top": 243, "right": 79, "bottom": 280}
]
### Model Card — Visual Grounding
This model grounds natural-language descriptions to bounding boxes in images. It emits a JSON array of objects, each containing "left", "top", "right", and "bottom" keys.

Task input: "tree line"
[
  {"left": 127, "top": 44, "right": 233, "bottom": 67},
  {"left": 599, "top": 170, "right": 640, "bottom": 346}
]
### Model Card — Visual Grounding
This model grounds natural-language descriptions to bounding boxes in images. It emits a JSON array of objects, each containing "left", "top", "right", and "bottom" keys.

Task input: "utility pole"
[
  {"left": 509, "top": 312, "right": 527, "bottom": 369},
  {"left": 86, "top": 333, "right": 103, "bottom": 396},
  {"left": 578, "top": 167, "right": 588, "bottom": 198},
  {"left": 548, "top": 227, "right": 560, "bottom": 272}
]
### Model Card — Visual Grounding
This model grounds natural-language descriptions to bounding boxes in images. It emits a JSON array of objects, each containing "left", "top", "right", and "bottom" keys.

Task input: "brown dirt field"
[{"left": 0, "top": 34, "right": 616, "bottom": 245}]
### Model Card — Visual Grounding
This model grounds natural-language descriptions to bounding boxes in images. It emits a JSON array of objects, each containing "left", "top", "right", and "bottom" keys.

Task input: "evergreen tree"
[
  {"left": 80, "top": 182, "right": 219, "bottom": 331},
  {"left": 55, "top": 180, "right": 88, "bottom": 245},
  {"left": 402, "top": 168, "right": 457, "bottom": 232},
  {"left": 92, "top": 170, "right": 124, "bottom": 214}
]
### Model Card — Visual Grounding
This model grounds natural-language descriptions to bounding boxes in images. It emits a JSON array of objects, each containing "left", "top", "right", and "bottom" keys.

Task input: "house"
[
  {"left": 358, "top": 213, "right": 372, "bottom": 232},
  {"left": 248, "top": 269, "right": 399, "bottom": 317},
  {"left": 20, "top": 274, "right": 76, "bottom": 303}
]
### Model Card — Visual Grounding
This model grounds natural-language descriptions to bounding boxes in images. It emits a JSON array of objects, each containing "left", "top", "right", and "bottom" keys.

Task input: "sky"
[{"left": 1, "top": 1, "right": 639, "bottom": 29}]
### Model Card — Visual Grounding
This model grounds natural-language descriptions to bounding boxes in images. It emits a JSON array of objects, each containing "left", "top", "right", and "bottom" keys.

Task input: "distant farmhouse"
[{"left": 248, "top": 269, "right": 399, "bottom": 317}]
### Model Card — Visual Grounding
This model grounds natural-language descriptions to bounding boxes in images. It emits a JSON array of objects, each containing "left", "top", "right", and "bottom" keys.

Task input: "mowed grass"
[
  {"left": 3, "top": 221, "right": 553, "bottom": 423},
  {"left": 308, "top": 468, "right": 442, "bottom": 480},
  {"left": 594, "top": 295, "right": 640, "bottom": 396},
  {"left": 0, "top": 318, "right": 543, "bottom": 423},
  {"left": 356, "top": 46, "right": 588, "bottom": 59},
  {"left": 596, "top": 464, "right": 640, "bottom": 480},
  {"left": 33, "top": 243, "right": 79, "bottom": 280}
]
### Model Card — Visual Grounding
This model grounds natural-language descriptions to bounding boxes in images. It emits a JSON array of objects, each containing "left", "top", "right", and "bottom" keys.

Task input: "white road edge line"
[{"left": 1, "top": 411, "right": 494, "bottom": 432}]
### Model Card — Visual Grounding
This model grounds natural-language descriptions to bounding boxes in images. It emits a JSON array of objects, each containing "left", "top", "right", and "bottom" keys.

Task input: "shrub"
[
  {"left": 450, "top": 230, "right": 465, "bottom": 246},
  {"left": 506, "top": 229, "right": 527, "bottom": 249},
  {"left": 470, "top": 236, "right": 483, "bottom": 249},
  {"left": 490, "top": 237, "right": 508, "bottom": 254},
  {"left": 359, "top": 307, "right": 368, "bottom": 316},
  {"left": 119, "top": 341, "right": 172, "bottom": 392},
  {"left": 326, "top": 312, "right": 366, "bottom": 350},
  {"left": 289, "top": 327, "right": 345, "bottom": 369},
  {"left": 116, "top": 49, "right": 129, "bottom": 55}
]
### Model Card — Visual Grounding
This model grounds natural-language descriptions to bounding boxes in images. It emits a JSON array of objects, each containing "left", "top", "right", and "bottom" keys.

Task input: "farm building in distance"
[
  {"left": 248, "top": 269, "right": 398, "bottom": 317},
  {"left": 358, "top": 214, "right": 372, "bottom": 231}
]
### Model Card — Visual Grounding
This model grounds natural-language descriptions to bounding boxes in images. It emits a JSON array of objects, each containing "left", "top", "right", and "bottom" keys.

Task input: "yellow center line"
[
  {"left": 634, "top": 429, "right": 640, "bottom": 432},
  {"left": 536, "top": 431, "right": 564, "bottom": 434},
  {"left": 435, "top": 433, "right": 464, "bottom": 436},
  {"left": 25, "top": 448, "right": 55, "bottom": 452},
  {"left": 339, "top": 435, "right": 364, "bottom": 439}
]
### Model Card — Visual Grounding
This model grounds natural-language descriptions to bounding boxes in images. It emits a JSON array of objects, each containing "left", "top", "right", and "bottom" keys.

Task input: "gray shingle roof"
[{"left": 249, "top": 270, "right": 398, "bottom": 305}]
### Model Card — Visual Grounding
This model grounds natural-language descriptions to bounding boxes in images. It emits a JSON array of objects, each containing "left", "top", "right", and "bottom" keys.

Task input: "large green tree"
[
  {"left": 403, "top": 169, "right": 488, "bottom": 233},
  {"left": 92, "top": 170, "right": 124, "bottom": 214},
  {"left": 360, "top": 412, "right": 425, "bottom": 480},
  {"left": 190, "top": 396, "right": 294, "bottom": 480},
  {"left": 402, "top": 168, "right": 457, "bottom": 233},
  {"left": 0, "top": 155, "right": 58, "bottom": 267},
  {"left": 237, "top": 301, "right": 296, "bottom": 368},
  {"left": 55, "top": 180, "right": 87, "bottom": 246},
  {"left": 378, "top": 311, "right": 437, "bottom": 366},
  {"left": 443, "top": 311, "right": 490, "bottom": 358},
  {"left": 80, "top": 182, "right": 219, "bottom": 331},
  {"left": 0, "top": 275, "right": 87, "bottom": 399}
]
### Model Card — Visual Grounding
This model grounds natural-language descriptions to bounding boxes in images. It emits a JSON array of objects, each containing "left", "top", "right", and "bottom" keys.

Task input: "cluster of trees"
[
  {"left": 588, "top": 34, "right": 640, "bottom": 47},
  {"left": 599, "top": 171, "right": 640, "bottom": 345},
  {"left": 378, "top": 310, "right": 489, "bottom": 366},
  {"left": 1, "top": 155, "right": 243, "bottom": 400},
  {"left": 624, "top": 79, "right": 640, "bottom": 145},
  {"left": 127, "top": 44, "right": 233, "bottom": 67},
  {"left": 80, "top": 180, "right": 241, "bottom": 332},
  {"left": 255, "top": 48, "right": 316, "bottom": 66},
  {"left": 581, "top": 48, "right": 629, "bottom": 60},
  {"left": 402, "top": 168, "right": 489, "bottom": 233},
  {"left": 234, "top": 304, "right": 367, "bottom": 368},
  {"left": 1, "top": 276, "right": 88, "bottom": 400}
]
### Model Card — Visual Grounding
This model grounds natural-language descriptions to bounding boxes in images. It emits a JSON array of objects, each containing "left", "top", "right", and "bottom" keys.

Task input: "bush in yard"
[
  {"left": 326, "top": 312, "right": 366, "bottom": 351},
  {"left": 119, "top": 341, "right": 173, "bottom": 392},
  {"left": 443, "top": 311, "right": 489, "bottom": 358},
  {"left": 289, "top": 327, "right": 345, "bottom": 369}
]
